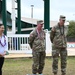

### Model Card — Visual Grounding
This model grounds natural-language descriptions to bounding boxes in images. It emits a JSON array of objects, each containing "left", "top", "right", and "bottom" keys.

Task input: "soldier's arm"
[
  {"left": 29, "top": 32, "right": 35, "bottom": 49},
  {"left": 50, "top": 27, "right": 56, "bottom": 43},
  {"left": 43, "top": 30, "right": 46, "bottom": 39}
]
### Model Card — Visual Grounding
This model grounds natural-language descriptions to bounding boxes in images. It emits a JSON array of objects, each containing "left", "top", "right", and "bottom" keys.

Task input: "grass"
[{"left": 3, "top": 57, "right": 75, "bottom": 75}]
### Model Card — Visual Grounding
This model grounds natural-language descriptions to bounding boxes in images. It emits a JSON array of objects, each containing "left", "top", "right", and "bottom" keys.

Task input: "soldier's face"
[
  {"left": 59, "top": 19, "right": 65, "bottom": 25},
  {"left": 37, "top": 23, "right": 43, "bottom": 29}
]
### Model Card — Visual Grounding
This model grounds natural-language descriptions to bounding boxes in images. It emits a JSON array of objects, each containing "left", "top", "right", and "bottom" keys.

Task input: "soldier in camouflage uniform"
[
  {"left": 50, "top": 15, "right": 68, "bottom": 75},
  {"left": 29, "top": 20, "right": 46, "bottom": 75}
]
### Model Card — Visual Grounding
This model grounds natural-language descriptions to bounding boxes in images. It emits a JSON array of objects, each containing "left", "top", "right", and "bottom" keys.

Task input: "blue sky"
[{"left": 6, "top": 0, "right": 75, "bottom": 21}]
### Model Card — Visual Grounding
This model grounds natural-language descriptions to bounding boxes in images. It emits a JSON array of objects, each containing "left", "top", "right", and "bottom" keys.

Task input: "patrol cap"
[
  {"left": 37, "top": 20, "right": 44, "bottom": 25},
  {"left": 60, "top": 15, "right": 66, "bottom": 20}
]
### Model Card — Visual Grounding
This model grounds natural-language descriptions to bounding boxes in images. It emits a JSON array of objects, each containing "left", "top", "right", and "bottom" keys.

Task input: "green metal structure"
[
  {"left": 0, "top": 0, "right": 50, "bottom": 34},
  {"left": 2, "top": 0, "right": 7, "bottom": 35},
  {"left": 17, "top": 0, "right": 21, "bottom": 34},
  {"left": 44, "top": 0, "right": 50, "bottom": 30}
]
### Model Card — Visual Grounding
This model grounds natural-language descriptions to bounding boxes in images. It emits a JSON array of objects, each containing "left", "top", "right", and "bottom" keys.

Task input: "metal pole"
[
  {"left": 44, "top": 0, "right": 50, "bottom": 30},
  {"left": 17, "top": 0, "right": 21, "bottom": 34},
  {"left": 11, "top": 0, "right": 16, "bottom": 34},
  {"left": 2, "top": 0, "right": 7, "bottom": 35},
  {"left": 31, "top": 5, "right": 34, "bottom": 18},
  {"left": 31, "top": 5, "right": 34, "bottom": 27},
  {"left": 0, "top": 0, "right": 2, "bottom": 14},
  {"left": 17, "top": 0, "right": 21, "bottom": 50}
]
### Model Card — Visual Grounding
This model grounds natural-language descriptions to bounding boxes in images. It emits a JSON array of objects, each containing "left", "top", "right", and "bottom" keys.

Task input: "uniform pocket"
[{"left": 52, "top": 50, "right": 59, "bottom": 57}]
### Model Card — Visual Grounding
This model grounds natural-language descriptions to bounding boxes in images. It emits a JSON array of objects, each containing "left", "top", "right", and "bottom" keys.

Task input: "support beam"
[
  {"left": 2, "top": 0, "right": 7, "bottom": 35},
  {"left": 17, "top": 0, "right": 21, "bottom": 50},
  {"left": 44, "top": 0, "right": 50, "bottom": 30},
  {"left": 17, "top": 0, "right": 21, "bottom": 34},
  {"left": 12, "top": 0, "right": 16, "bottom": 34},
  {"left": 31, "top": 5, "right": 34, "bottom": 27},
  {"left": 0, "top": 0, "right": 2, "bottom": 14}
]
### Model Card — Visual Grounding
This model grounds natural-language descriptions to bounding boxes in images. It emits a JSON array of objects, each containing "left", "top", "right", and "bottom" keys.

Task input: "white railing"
[
  {"left": 7, "top": 31, "right": 75, "bottom": 55},
  {"left": 8, "top": 34, "right": 32, "bottom": 53},
  {"left": 7, "top": 31, "right": 52, "bottom": 54}
]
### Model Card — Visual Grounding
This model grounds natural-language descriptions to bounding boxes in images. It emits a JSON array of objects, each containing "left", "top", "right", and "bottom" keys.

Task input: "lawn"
[{"left": 3, "top": 57, "right": 75, "bottom": 75}]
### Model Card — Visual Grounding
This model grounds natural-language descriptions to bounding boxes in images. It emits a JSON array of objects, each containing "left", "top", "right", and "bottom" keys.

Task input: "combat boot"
[
  {"left": 39, "top": 74, "right": 43, "bottom": 75},
  {"left": 26, "top": 74, "right": 37, "bottom": 75},
  {"left": 32, "top": 74, "right": 37, "bottom": 75},
  {"left": 61, "top": 74, "right": 65, "bottom": 75},
  {"left": 54, "top": 73, "right": 57, "bottom": 75},
  {"left": 61, "top": 73, "right": 66, "bottom": 75}
]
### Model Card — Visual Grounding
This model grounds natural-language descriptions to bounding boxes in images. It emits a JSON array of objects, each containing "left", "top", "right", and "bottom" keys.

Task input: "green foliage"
[{"left": 67, "top": 21, "right": 75, "bottom": 37}]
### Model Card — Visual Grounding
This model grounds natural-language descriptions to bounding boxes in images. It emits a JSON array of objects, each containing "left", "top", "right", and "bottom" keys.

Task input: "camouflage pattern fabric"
[
  {"left": 32, "top": 51, "right": 46, "bottom": 74},
  {"left": 29, "top": 28, "right": 46, "bottom": 52},
  {"left": 50, "top": 23, "right": 68, "bottom": 74},
  {"left": 50, "top": 24, "right": 68, "bottom": 48},
  {"left": 52, "top": 47, "right": 67, "bottom": 74},
  {"left": 29, "top": 28, "right": 46, "bottom": 74}
]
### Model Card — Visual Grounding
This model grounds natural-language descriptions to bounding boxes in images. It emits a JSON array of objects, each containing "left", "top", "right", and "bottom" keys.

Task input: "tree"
[{"left": 67, "top": 21, "right": 75, "bottom": 37}]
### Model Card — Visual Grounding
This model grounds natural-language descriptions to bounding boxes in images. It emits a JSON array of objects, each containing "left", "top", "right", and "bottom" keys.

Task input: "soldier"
[
  {"left": 29, "top": 20, "right": 46, "bottom": 75},
  {"left": 50, "top": 15, "right": 68, "bottom": 75}
]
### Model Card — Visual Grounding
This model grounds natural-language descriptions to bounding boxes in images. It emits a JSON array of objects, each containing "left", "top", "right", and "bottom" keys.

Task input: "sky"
[{"left": 6, "top": 0, "right": 75, "bottom": 21}]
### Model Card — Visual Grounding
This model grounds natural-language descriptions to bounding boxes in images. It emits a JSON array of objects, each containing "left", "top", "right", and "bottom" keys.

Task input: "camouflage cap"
[
  {"left": 60, "top": 15, "right": 66, "bottom": 20},
  {"left": 37, "top": 20, "right": 44, "bottom": 25}
]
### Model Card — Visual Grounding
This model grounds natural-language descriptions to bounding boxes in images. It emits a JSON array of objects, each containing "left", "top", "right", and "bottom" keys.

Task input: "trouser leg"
[
  {"left": 32, "top": 52, "right": 39, "bottom": 74},
  {"left": 52, "top": 49, "right": 59, "bottom": 74},
  {"left": 38, "top": 51, "right": 46, "bottom": 74},
  {"left": 60, "top": 49, "right": 67, "bottom": 74},
  {"left": 0, "top": 57, "right": 4, "bottom": 75}
]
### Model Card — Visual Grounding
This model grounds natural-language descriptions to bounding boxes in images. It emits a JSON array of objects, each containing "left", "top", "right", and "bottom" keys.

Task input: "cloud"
[
  {"left": 7, "top": 0, "right": 44, "bottom": 20},
  {"left": 50, "top": 0, "right": 75, "bottom": 20},
  {"left": 6, "top": 0, "right": 75, "bottom": 21}
]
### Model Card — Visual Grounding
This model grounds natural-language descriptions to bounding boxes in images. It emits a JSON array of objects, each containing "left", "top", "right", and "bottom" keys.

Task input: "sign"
[{"left": 67, "top": 42, "right": 75, "bottom": 48}]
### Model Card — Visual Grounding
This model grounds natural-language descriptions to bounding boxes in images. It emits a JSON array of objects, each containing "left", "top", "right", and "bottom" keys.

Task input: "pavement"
[
  {"left": 5, "top": 48, "right": 75, "bottom": 58},
  {"left": 5, "top": 53, "right": 51, "bottom": 58}
]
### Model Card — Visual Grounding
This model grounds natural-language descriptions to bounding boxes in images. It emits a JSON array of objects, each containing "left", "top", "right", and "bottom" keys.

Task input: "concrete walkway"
[
  {"left": 5, "top": 48, "right": 75, "bottom": 58},
  {"left": 67, "top": 48, "right": 75, "bottom": 56},
  {"left": 5, "top": 53, "right": 51, "bottom": 58}
]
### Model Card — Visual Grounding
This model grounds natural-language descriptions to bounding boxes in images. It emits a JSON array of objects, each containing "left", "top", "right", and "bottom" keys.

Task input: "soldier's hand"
[{"left": 52, "top": 27, "right": 55, "bottom": 32}]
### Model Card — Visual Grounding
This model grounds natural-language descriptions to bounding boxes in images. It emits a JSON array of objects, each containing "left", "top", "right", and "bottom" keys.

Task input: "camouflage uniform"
[
  {"left": 50, "top": 22, "right": 68, "bottom": 75},
  {"left": 29, "top": 28, "right": 46, "bottom": 74}
]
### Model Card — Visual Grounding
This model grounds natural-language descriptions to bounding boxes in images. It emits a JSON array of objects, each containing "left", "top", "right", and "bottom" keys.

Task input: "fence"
[
  {"left": 7, "top": 31, "right": 75, "bottom": 55},
  {"left": 8, "top": 34, "right": 32, "bottom": 53}
]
